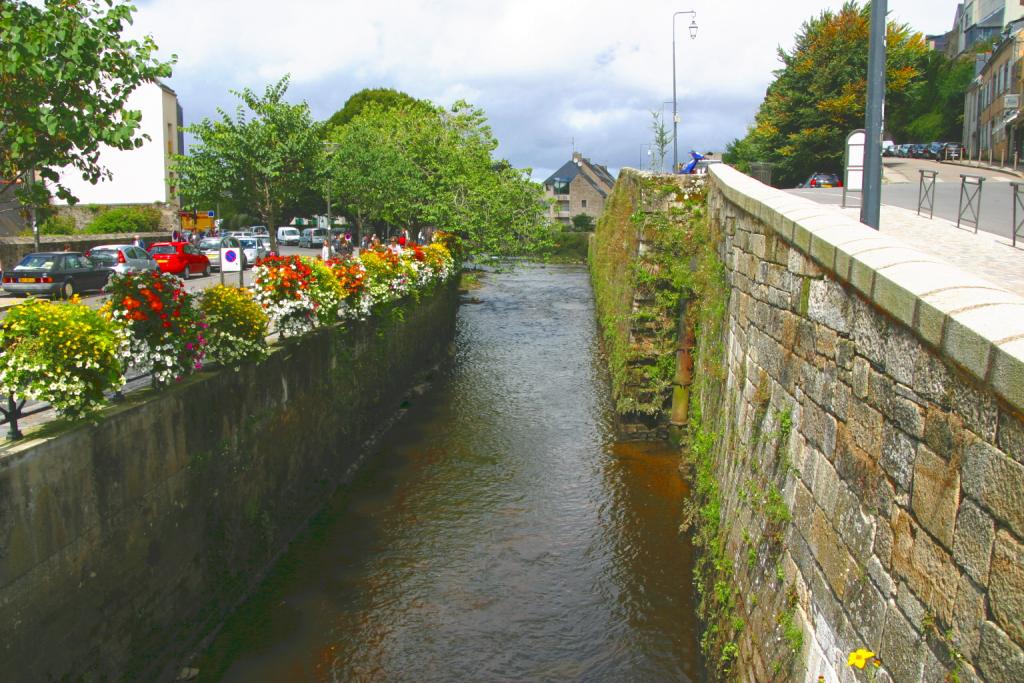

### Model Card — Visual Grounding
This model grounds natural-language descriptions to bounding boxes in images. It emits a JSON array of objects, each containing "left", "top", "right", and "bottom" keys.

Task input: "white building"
[{"left": 53, "top": 81, "right": 183, "bottom": 206}]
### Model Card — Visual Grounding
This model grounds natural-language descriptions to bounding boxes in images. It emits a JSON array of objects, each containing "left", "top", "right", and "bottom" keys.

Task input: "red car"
[{"left": 147, "top": 241, "right": 211, "bottom": 279}]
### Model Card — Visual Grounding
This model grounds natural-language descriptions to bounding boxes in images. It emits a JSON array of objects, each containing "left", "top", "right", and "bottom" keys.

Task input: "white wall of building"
[{"left": 53, "top": 82, "right": 180, "bottom": 206}]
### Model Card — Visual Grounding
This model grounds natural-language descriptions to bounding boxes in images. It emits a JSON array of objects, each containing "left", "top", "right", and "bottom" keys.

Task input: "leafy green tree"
[
  {"left": 888, "top": 51, "right": 975, "bottom": 142},
  {"left": 325, "top": 100, "right": 549, "bottom": 256},
  {"left": 0, "top": 0, "right": 173, "bottom": 239},
  {"left": 724, "top": 1, "right": 927, "bottom": 187},
  {"left": 173, "top": 76, "right": 323, "bottom": 252},
  {"left": 570, "top": 213, "right": 596, "bottom": 231},
  {"left": 323, "top": 88, "right": 428, "bottom": 132}
]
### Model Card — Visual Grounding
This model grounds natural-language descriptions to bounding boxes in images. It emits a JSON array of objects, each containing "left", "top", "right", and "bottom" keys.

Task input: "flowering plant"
[
  {"left": 252, "top": 255, "right": 317, "bottom": 337},
  {"left": 102, "top": 271, "right": 206, "bottom": 386},
  {"left": 305, "top": 257, "right": 346, "bottom": 325},
  {"left": 199, "top": 285, "right": 269, "bottom": 367},
  {"left": 420, "top": 242, "right": 454, "bottom": 282},
  {"left": 325, "top": 256, "right": 372, "bottom": 319},
  {"left": 431, "top": 230, "right": 463, "bottom": 265},
  {"left": 360, "top": 247, "right": 415, "bottom": 304},
  {"left": 0, "top": 298, "right": 126, "bottom": 418}
]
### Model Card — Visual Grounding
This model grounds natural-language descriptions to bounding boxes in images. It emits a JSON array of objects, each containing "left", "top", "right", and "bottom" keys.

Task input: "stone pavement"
[{"left": 835, "top": 203, "right": 1024, "bottom": 296}]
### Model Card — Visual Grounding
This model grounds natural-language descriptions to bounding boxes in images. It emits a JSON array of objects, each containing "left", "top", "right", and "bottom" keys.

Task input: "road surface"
[{"left": 787, "top": 157, "right": 1022, "bottom": 242}]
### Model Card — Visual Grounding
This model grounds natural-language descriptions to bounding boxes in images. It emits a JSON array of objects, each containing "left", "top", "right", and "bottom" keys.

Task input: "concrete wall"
[
  {"left": 0, "top": 281, "right": 459, "bottom": 681},
  {"left": 697, "top": 164, "right": 1024, "bottom": 682}
]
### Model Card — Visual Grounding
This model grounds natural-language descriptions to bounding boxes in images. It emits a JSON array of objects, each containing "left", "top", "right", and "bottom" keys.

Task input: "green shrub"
[
  {"left": 84, "top": 205, "right": 162, "bottom": 234},
  {"left": 39, "top": 214, "right": 78, "bottom": 235}
]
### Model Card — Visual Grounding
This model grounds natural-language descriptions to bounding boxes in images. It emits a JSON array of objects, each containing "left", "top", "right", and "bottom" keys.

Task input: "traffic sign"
[
  {"left": 221, "top": 247, "right": 242, "bottom": 273},
  {"left": 207, "top": 210, "right": 216, "bottom": 218}
]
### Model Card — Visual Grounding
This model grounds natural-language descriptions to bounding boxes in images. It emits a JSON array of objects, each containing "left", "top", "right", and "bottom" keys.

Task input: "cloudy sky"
[{"left": 129, "top": 0, "right": 958, "bottom": 180}]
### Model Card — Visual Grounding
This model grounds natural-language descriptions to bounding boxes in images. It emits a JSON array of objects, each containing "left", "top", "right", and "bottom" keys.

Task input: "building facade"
[
  {"left": 541, "top": 152, "right": 616, "bottom": 226},
  {"left": 955, "top": 0, "right": 1024, "bottom": 54},
  {"left": 964, "top": 22, "right": 1024, "bottom": 162},
  {"left": 52, "top": 81, "right": 183, "bottom": 207}
]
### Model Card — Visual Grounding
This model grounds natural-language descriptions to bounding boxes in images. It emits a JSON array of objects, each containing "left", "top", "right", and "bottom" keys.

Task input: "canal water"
[{"left": 197, "top": 264, "right": 704, "bottom": 682}]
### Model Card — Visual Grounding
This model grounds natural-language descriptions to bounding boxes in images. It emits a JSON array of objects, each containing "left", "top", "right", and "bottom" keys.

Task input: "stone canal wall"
[
  {"left": 0, "top": 281, "right": 459, "bottom": 681},
  {"left": 690, "top": 164, "right": 1024, "bottom": 682}
]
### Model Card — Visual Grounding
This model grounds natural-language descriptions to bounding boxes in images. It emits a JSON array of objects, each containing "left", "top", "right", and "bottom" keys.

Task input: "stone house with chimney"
[{"left": 542, "top": 152, "right": 616, "bottom": 226}]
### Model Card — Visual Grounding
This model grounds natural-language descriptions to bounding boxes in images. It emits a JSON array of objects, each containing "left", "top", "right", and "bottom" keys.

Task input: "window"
[{"left": 581, "top": 199, "right": 588, "bottom": 208}]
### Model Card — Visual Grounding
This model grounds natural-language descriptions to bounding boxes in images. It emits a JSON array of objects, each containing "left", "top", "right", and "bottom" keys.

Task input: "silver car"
[
  {"left": 86, "top": 244, "right": 159, "bottom": 275},
  {"left": 199, "top": 236, "right": 243, "bottom": 270},
  {"left": 238, "top": 237, "right": 267, "bottom": 266}
]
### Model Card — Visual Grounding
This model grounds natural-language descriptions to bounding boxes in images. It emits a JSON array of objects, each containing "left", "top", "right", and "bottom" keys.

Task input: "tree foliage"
[
  {"left": 0, "top": 0, "right": 174, "bottom": 207},
  {"left": 889, "top": 51, "right": 975, "bottom": 142},
  {"left": 723, "top": 1, "right": 928, "bottom": 187},
  {"left": 323, "top": 88, "right": 428, "bottom": 132},
  {"left": 325, "top": 101, "right": 550, "bottom": 256},
  {"left": 173, "top": 76, "right": 323, "bottom": 251}
]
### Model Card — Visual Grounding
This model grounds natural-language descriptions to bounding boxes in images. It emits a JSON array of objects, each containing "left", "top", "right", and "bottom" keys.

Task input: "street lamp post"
[
  {"left": 861, "top": 0, "right": 887, "bottom": 230},
  {"left": 672, "top": 10, "right": 698, "bottom": 173}
]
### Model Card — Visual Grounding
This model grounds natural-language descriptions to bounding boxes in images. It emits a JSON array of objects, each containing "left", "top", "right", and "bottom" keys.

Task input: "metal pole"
[
  {"left": 860, "top": 0, "right": 886, "bottom": 230},
  {"left": 672, "top": 11, "right": 697, "bottom": 174}
]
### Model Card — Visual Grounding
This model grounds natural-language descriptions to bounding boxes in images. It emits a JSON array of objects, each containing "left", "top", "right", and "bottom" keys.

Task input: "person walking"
[
  {"left": 321, "top": 235, "right": 332, "bottom": 261},
  {"left": 132, "top": 234, "right": 144, "bottom": 249}
]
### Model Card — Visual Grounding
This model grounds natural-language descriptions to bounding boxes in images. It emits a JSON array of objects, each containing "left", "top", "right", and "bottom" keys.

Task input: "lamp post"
[
  {"left": 860, "top": 0, "right": 886, "bottom": 229},
  {"left": 672, "top": 10, "right": 698, "bottom": 173}
]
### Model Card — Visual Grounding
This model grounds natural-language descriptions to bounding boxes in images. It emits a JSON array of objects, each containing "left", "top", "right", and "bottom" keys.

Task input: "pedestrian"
[
  {"left": 417, "top": 229, "right": 425, "bottom": 245},
  {"left": 132, "top": 234, "right": 144, "bottom": 249},
  {"left": 398, "top": 228, "right": 407, "bottom": 248},
  {"left": 321, "top": 235, "right": 332, "bottom": 261}
]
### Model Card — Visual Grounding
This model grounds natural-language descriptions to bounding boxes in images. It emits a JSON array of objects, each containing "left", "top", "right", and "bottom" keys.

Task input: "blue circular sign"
[{"left": 225, "top": 250, "right": 237, "bottom": 262}]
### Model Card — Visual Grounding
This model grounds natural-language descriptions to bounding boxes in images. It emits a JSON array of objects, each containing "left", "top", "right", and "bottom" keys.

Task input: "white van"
[{"left": 277, "top": 226, "right": 300, "bottom": 246}]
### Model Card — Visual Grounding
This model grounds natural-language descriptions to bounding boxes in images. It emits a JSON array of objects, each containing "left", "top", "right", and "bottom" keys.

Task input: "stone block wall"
[
  {"left": 0, "top": 281, "right": 459, "bottom": 681},
  {"left": 695, "top": 165, "right": 1024, "bottom": 682},
  {"left": 0, "top": 232, "right": 170, "bottom": 272}
]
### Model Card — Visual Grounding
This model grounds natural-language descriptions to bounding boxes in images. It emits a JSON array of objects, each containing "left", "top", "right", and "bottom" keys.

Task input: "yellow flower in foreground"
[{"left": 848, "top": 648, "right": 875, "bottom": 669}]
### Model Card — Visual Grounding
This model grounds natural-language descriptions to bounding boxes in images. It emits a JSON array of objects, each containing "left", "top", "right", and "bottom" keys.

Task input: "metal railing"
[
  {"left": 956, "top": 174, "right": 985, "bottom": 233},
  {"left": 1012, "top": 182, "right": 1024, "bottom": 248},
  {"left": 917, "top": 170, "right": 937, "bottom": 219}
]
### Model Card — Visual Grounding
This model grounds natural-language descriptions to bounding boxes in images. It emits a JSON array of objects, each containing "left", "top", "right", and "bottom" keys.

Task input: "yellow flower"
[{"left": 847, "top": 648, "right": 875, "bottom": 669}]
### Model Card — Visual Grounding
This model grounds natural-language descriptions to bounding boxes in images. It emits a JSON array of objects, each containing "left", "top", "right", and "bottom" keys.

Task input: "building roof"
[{"left": 542, "top": 153, "right": 617, "bottom": 198}]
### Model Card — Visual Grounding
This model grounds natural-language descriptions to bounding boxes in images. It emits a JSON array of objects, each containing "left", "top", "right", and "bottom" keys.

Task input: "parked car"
[
  {"left": 85, "top": 244, "right": 159, "bottom": 275},
  {"left": 238, "top": 236, "right": 267, "bottom": 266},
  {"left": 941, "top": 142, "right": 963, "bottom": 161},
  {"left": 882, "top": 141, "right": 896, "bottom": 157},
  {"left": 298, "top": 227, "right": 328, "bottom": 248},
  {"left": 277, "top": 226, "right": 300, "bottom": 245},
  {"left": 258, "top": 237, "right": 276, "bottom": 257},
  {"left": 799, "top": 172, "right": 842, "bottom": 189},
  {"left": 909, "top": 143, "right": 929, "bottom": 158},
  {"left": 925, "top": 142, "right": 946, "bottom": 160},
  {"left": 249, "top": 225, "right": 270, "bottom": 237},
  {"left": 897, "top": 143, "right": 914, "bottom": 157},
  {"left": 1, "top": 252, "right": 112, "bottom": 299},
  {"left": 198, "top": 236, "right": 243, "bottom": 271},
  {"left": 148, "top": 241, "right": 211, "bottom": 279}
]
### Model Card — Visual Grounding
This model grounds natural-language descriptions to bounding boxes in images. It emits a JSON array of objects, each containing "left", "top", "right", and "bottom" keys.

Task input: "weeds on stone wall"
[{"left": 590, "top": 172, "right": 722, "bottom": 422}]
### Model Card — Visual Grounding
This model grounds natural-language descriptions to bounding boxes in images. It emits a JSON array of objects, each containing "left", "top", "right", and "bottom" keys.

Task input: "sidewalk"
[
  {"left": 940, "top": 157, "right": 1024, "bottom": 179},
  {"left": 836, "top": 204, "right": 1024, "bottom": 295}
]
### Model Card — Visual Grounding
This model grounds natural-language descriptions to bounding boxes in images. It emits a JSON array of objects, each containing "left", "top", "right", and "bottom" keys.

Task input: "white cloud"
[{"left": 128, "top": 0, "right": 962, "bottom": 173}]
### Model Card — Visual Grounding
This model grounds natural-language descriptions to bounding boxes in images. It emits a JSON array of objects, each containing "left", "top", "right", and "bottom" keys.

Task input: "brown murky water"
[{"left": 197, "top": 264, "right": 704, "bottom": 682}]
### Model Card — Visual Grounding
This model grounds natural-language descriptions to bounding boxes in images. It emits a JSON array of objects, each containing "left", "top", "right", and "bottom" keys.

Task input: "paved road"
[
  {"left": 787, "top": 158, "right": 1023, "bottom": 242},
  {"left": 0, "top": 244, "right": 318, "bottom": 313}
]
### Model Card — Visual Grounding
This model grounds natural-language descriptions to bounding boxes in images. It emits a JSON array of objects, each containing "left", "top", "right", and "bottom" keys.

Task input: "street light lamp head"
[{"left": 689, "top": 19, "right": 698, "bottom": 39}]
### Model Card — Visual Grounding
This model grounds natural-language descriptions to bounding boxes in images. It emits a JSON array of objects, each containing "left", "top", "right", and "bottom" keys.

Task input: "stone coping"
[{"left": 710, "top": 163, "right": 1024, "bottom": 415}]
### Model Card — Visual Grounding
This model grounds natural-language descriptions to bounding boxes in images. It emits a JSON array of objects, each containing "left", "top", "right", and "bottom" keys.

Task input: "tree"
[
  {"left": 571, "top": 213, "right": 596, "bottom": 231},
  {"left": 323, "top": 88, "right": 428, "bottom": 132},
  {"left": 723, "top": 1, "right": 928, "bottom": 187},
  {"left": 324, "top": 100, "right": 550, "bottom": 256},
  {"left": 650, "top": 111, "right": 672, "bottom": 172},
  {"left": 0, "top": 0, "right": 173, "bottom": 241},
  {"left": 173, "top": 76, "right": 322, "bottom": 252}
]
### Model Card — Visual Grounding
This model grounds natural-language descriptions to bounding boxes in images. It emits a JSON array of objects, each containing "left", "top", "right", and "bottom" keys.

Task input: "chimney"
[{"left": 572, "top": 151, "right": 583, "bottom": 163}]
